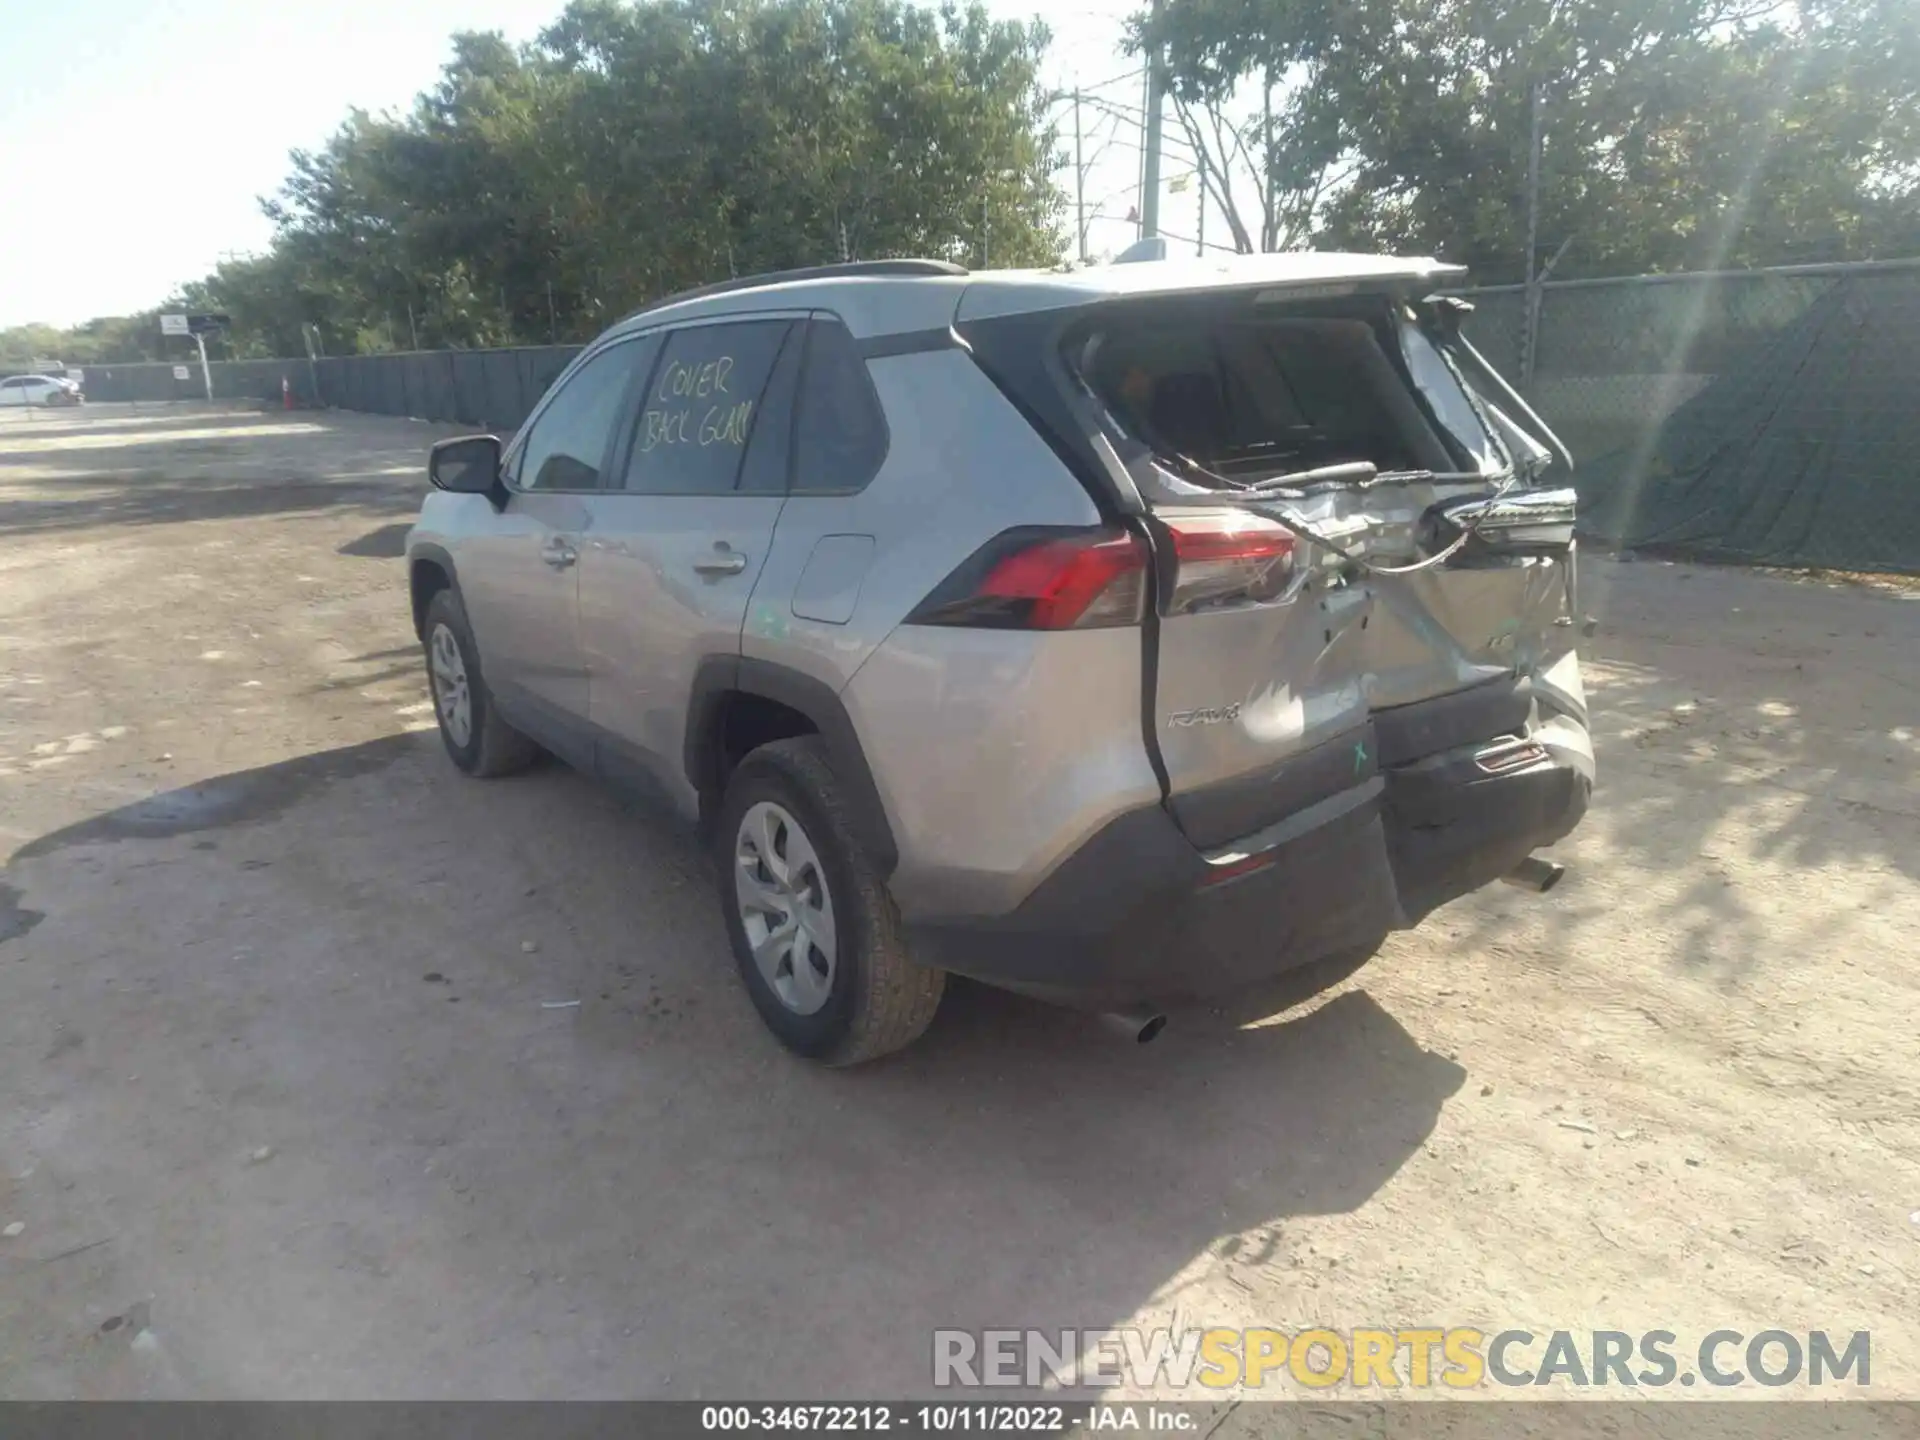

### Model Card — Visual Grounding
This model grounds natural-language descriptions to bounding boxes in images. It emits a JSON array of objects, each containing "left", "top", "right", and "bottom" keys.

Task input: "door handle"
[
  {"left": 543, "top": 539, "right": 578, "bottom": 570},
  {"left": 693, "top": 545, "right": 749, "bottom": 576}
]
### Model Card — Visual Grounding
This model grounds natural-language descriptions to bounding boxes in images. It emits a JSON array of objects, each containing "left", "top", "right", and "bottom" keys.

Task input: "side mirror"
[{"left": 428, "top": 434, "right": 506, "bottom": 507}]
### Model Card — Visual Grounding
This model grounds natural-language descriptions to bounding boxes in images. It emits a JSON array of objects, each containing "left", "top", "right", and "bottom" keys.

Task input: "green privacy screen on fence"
[
  {"left": 1460, "top": 258, "right": 1920, "bottom": 576},
  {"left": 80, "top": 346, "right": 584, "bottom": 433},
  {"left": 1565, "top": 269, "right": 1920, "bottom": 574},
  {"left": 73, "top": 257, "right": 1920, "bottom": 575}
]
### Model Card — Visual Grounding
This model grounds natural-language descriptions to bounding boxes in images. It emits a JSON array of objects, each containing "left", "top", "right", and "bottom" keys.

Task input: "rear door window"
[
  {"left": 791, "top": 318, "right": 889, "bottom": 494},
  {"left": 622, "top": 320, "right": 794, "bottom": 495},
  {"left": 736, "top": 324, "right": 804, "bottom": 495}
]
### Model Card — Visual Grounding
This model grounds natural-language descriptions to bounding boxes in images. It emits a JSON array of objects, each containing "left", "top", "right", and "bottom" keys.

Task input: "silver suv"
[{"left": 407, "top": 254, "right": 1592, "bottom": 1064}]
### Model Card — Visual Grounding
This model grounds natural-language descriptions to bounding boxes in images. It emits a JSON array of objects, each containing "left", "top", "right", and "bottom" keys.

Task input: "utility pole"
[
  {"left": 302, "top": 324, "right": 323, "bottom": 408},
  {"left": 1196, "top": 154, "right": 1206, "bottom": 256},
  {"left": 407, "top": 303, "right": 420, "bottom": 352},
  {"left": 1140, "top": 0, "right": 1166, "bottom": 239},
  {"left": 1073, "top": 88, "right": 1087, "bottom": 263},
  {"left": 1522, "top": 78, "right": 1545, "bottom": 390},
  {"left": 981, "top": 193, "right": 990, "bottom": 269},
  {"left": 193, "top": 331, "right": 213, "bottom": 402}
]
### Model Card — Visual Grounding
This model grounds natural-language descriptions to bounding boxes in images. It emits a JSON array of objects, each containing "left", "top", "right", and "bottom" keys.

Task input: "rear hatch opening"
[
  {"left": 1060, "top": 289, "right": 1529, "bottom": 520},
  {"left": 1033, "top": 281, "right": 1577, "bottom": 851}
]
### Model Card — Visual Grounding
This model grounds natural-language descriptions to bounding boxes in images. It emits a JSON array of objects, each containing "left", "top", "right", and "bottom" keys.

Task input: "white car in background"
[{"left": 0, "top": 374, "right": 83, "bottom": 407}]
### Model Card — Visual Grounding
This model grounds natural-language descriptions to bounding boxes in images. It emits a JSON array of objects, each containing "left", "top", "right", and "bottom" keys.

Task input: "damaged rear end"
[{"left": 952, "top": 256, "right": 1593, "bottom": 1001}]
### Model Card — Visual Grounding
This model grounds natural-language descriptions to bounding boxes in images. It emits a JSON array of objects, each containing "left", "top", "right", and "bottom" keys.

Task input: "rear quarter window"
[{"left": 791, "top": 319, "right": 889, "bottom": 495}]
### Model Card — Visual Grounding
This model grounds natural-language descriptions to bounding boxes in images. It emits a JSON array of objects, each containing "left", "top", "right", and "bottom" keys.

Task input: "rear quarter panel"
[
  {"left": 748, "top": 344, "right": 1158, "bottom": 920},
  {"left": 844, "top": 625, "right": 1162, "bottom": 921},
  {"left": 742, "top": 347, "right": 1106, "bottom": 691}
]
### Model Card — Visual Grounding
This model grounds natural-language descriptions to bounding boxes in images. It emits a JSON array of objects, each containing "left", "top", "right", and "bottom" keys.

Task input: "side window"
[
  {"left": 792, "top": 319, "right": 889, "bottom": 494},
  {"left": 514, "top": 340, "right": 644, "bottom": 492},
  {"left": 622, "top": 320, "right": 794, "bottom": 495}
]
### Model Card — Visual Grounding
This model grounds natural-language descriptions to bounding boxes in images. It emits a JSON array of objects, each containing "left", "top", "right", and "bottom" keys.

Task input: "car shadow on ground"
[
  {"left": 11, "top": 737, "right": 416, "bottom": 857},
  {"left": 0, "top": 475, "right": 423, "bottom": 537},
  {"left": 0, "top": 410, "right": 441, "bottom": 538},
  {"left": 337, "top": 522, "right": 413, "bottom": 558},
  {"left": 1436, "top": 558, "right": 1920, "bottom": 991},
  {"left": 3, "top": 735, "right": 1464, "bottom": 1395}
]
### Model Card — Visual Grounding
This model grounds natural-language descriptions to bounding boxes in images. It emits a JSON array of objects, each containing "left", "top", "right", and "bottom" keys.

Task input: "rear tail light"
[
  {"left": 906, "top": 526, "right": 1148, "bottom": 631},
  {"left": 1160, "top": 511, "right": 1296, "bottom": 614}
]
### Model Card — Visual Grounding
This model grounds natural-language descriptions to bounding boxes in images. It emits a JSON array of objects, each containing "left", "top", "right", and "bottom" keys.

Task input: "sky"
[{"left": 0, "top": 0, "right": 1174, "bottom": 330}]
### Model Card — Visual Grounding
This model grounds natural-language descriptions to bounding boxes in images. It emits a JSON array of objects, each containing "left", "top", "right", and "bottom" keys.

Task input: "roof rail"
[{"left": 621, "top": 259, "right": 968, "bottom": 324}]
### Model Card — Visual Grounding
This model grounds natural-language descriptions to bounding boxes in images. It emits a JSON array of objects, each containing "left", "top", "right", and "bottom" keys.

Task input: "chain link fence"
[
  {"left": 75, "top": 358, "right": 323, "bottom": 407},
  {"left": 77, "top": 346, "right": 586, "bottom": 431},
  {"left": 1459, "top": 262, "right": 1892, "bottom": 466},
  {"left": 1462, "top": 258, "right": 1920, "bottom": 573}
]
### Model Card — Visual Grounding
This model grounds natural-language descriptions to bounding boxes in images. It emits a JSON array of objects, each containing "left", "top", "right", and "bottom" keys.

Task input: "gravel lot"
[{"left": 1, "top": 403, "right": 1916, "bottom": 1411}]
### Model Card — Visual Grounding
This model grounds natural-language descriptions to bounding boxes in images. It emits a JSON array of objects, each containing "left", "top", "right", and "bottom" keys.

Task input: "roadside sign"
[
  {"left": 173, "top": 365, "right": 191, "bottom": 381},
  {"left": 187, "top": 313, "right": 230, "bottom": 336},
  {"left": 161, "top": 314, "right": 190, "bottom": 337}
]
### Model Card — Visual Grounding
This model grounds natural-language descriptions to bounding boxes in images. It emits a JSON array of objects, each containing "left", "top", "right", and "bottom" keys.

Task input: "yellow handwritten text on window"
[
  {"left": 639, "top": 399, "right": 755, "bottom": 453},
  {"left": 655, "top": 355, "right": 735, "bottom": 404}
]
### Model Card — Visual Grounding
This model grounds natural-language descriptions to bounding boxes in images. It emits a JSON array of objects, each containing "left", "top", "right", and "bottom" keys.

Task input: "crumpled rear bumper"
[{"left": 907, "top": 688, "right": 1590, "bottom": 1010}]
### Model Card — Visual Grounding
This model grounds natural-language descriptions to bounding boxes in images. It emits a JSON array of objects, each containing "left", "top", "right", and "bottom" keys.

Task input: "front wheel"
[
  {"left": 715, "top": 738, "right": 944, "bottom": 1065},
  {"left": 420, "top": 587, "right": 539, "bottom": 778}
]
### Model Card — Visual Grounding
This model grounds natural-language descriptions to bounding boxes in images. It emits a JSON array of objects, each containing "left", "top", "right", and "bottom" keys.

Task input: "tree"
[
  {"left": 1137, "top": 0, "right": 1920, "bottom": 282},
  {"left": 0, "top": 313, "right": 173, "bottom": 367},
  {"left": 252, "top": 0, "right": 1062, "bottom": 352},
  {"left": 1130, "top": 0, "right": 1385, "bottom": 255}
]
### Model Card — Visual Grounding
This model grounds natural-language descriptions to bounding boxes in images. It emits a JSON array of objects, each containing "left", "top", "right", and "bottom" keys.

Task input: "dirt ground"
[{"left": 0, "top": 403, "right": 1915, "bottom": 1412}]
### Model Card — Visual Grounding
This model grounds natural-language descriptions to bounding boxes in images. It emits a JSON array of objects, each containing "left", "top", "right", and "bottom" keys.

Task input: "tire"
[
  {"left": 421, "top": 587, "right": 539, "bottom": 778},
  {"left": 715, "top": 737, "right": 944, "bottom": 1065}
]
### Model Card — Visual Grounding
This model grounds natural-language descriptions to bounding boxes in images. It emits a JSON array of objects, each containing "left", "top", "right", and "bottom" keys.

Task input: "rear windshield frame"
[{"left": 1053, "top": 290, "right": 1507, "bottom": 492}]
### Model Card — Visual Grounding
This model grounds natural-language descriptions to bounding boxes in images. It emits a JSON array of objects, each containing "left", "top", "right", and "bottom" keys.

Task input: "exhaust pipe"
[
  {"left": 1098, "top": 1007, "right": 1169, "bottom": 1045},
  {"left": 1503, "top": 856, "right": 1566, "bottom": 894}
]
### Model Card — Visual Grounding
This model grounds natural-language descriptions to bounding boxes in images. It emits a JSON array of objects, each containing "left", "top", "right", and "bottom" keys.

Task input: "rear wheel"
[
  {"left": 421, "top": 587, "right": 538, "bottom": 778},
  {"left": 716, "top": 737, "right": 943, "bottom": 1065}
]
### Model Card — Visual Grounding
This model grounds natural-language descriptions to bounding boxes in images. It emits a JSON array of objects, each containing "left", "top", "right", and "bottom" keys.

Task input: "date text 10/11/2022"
[{"left": 699, "top": 1405, "right": 1194, "bottom": 1433}]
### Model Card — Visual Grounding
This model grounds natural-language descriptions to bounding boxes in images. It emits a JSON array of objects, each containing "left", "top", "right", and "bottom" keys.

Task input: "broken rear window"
[{"left": 1067, "top": 298, "right": 1506, "bottom": 488}]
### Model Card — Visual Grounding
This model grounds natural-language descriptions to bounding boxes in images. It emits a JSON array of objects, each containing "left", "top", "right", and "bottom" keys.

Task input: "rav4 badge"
[{"left": 1168, "top": 704, "right": 1242, "bottom": 728}]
